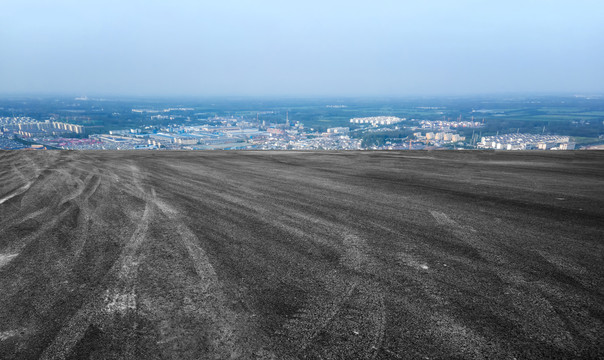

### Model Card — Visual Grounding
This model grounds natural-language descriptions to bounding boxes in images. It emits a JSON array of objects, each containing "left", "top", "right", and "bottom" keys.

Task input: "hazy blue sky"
[{"left": 1, "top": 0, "right": 603, "bottom": 96}]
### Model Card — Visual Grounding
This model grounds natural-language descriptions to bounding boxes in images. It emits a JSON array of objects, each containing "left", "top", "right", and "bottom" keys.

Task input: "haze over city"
[{"left": 1, "top": 0, "right": 603, "bottom": 97}]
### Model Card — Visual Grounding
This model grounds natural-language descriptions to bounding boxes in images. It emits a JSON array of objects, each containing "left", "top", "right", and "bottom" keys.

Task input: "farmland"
[{"left": 1, "top": 150, "right": 603, "bottom": 359}]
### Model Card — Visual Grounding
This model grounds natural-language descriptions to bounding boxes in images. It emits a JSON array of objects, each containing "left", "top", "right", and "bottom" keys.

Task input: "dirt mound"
[{"left": 1, "top": 150, "right": 603, "bottom": 359}]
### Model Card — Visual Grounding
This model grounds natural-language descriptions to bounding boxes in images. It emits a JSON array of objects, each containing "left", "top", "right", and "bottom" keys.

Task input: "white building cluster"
[
  {"left": 256, "top": 135, "right": 361, "bottom": 150},
  {"left": 350, "top": 116, "right": 405, "bottom": 126},
  {"left": 420, "top": 120, "right": 482, "bottom": 129},
  {"left": 326, "top": 127, "right": 350, "bottom": 134},
  {"left": 0, "top": 116, "right": 37, "bottom": 124},
  {"left": 478, "top": 134, "right": 574, "bottom": 150},
  {"left": 1, "top": 118, "right": 85, "bottom": 136},
  {"left": 414, "top": 132, "right": 465, "bottom": 143},
  {"left": 52, "top": 121, "right": 85, "bottom": 134}
]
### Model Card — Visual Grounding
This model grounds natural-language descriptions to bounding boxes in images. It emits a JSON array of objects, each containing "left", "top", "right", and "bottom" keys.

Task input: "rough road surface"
[{"left": 0, "top": 150, "right": 603, "bottom": 359}]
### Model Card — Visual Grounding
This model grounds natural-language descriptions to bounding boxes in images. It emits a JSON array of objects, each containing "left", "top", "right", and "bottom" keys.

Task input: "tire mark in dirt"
[
  {"left": 57, "top": 170, "right": 89, "bottom": 207},
  {"left": 423, "top": 307, "right": 507, "bottom": 359},
  {"left": 370, "top": 293, "right": 387, "bottom": 360},
  {"left": 166, "top": 178, "right": 388, "bottom": 357},
  {"left": 0, "top": 182, "right": 33, "bottom": 205},
  {"left": 0, "top": 164, "right": 77, "bottom": 242},
  {"left": 60, "top": 166, "right": 103, "bottom": 258},
  {"left": 214, "top": 188, "right": 386, "bottom": 354},
  {"left": 0, "top": 171, "right": 80, "bottom": 255},
  {"left": 128, "top": 162, "right": 264, "bottom": 357},
  {"left": 342, "top": 233, "right": 375, "bottom": 273},
  {"left": 0, "top": 328, "right": 28, "bottom": 341},
  {"left": 149, "top": 187, "right": 256, "bottom": 358},
  {"left": 537, "top": 250, "right": 587, "bottom": 276},
  {"left": 283, "top": 232, "right": 387, "bottom": 358},
  {"left": 367, "top": 219, "right": 431, "bottom": 271},
  {"left": 423, "top": 210, "right": 535, "bottom": 357},
  {"left": 13, "top": 152, "right": 47, "bottom": 180},
  {"left": 284, "top": 278, "right": 358, "bottom": 353},
  {"left": 228, "top": 191, "right": 391, "bottom": 358},
  {"left": 40, "top": 171, "right": 152, "bottom": 360},
  {"left": 0, "top": 205, "right": 48, "bottom": 242},
  {"left": 340, "top": 233, "right": 387, "bottom": 359},
  {"left": 430, "top": 210, "right": 476, "bottom": 232},
  {"left": 430, "top": 209, "right": 504, "bottom": 265},
  {"left": 11, "top": 160, "right": 33, "bottom": 181},
  {"left": 104, "top": 199, "right": 152, "bottom": 314},
  {"left": 0, "top": 253, "right": 19, "bottom": 270},
  {"left": 430, "top": 210, "right": 461, "bottom": 227},
  {"left": 1, "top": 153, "right": 59, "bottom": 208},
  {"left": 82, "top": 173, "right": 102, "bottom": 202},
  {"left": 73, "top": 172, "right": 103, "bottom": 257},
  {"left": 0, "top": 163, "right": 32, "bottom": 197}
]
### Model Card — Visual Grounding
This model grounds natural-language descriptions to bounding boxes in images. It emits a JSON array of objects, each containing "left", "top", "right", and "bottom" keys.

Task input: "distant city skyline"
[{"left": 1, "top": 0, "right": 603, "bottom": 96}]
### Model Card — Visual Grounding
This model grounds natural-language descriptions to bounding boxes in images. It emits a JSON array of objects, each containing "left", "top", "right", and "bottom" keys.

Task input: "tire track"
[
  {"left": 3, "top": 151, "right": 600, "bottom": 359},
  {"left": 104, "top": 199, "right": 152, "bottom": 314},
  {"left": 149, "top": 188, "right": 255, "bottom": 358},
  {"left": 72, "top": 172, "right": 103, "bottom": 257},
  {"left": 284, "top": 278, "right": 358, "bottom": 354},
  {"left": 57, "top": 171, "right": 89, "bottom": 207},
  {"left": 430, "top": 209, "right": 504, "bottom": 265},
  {"left": 0, "top": 253, "right": 19, "bottom": 270},
  {"left": 127, "top": 162, "right": 262, "bottom": 358},
  {"left": 370, "top": 292, "right": 386, "bottom": 360},
  {"left": 1, "top": 153, "right": 60, "bottom": 208},
  {"left": 430, "top": 210, "right": 461, "bottom": 227},
  {"left": 67, "top": 168, "right": 103, "bottom": 257},
  {"left": 339, "top": 233, "right": 387, "bottom": 359},
  {"left": 0, "top": 163, "right": 32, "bottom": 202},
  {"left": 0, "top": 182, "right": 33, "bottom": 205},
  {"left": 40, "top": 183, "right": 153, "bottom": 360},
  {"left": 0, "top": 180, "right": 77, "bottom": 256},
  {"left": 0, "top": 161, "right": 84, "bottom": 251},
  {"left": 282, "top": 232, "right": 387, "bottom": 358}
]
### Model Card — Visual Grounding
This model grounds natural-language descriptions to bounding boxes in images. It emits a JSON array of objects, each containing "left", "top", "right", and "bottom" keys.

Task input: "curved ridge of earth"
[{"left": 0, "top": 150, "right": 603, "bottom": 359}]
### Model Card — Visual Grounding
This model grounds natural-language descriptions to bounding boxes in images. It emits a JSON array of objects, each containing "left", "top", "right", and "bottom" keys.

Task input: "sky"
[{"left": 1, "top": 0, "right": 603, "bottom": 97}]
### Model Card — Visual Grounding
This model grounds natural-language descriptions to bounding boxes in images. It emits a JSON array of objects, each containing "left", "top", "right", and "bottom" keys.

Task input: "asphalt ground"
[{"left": 0, "top": 150, "right": 603, "bottom": 359}]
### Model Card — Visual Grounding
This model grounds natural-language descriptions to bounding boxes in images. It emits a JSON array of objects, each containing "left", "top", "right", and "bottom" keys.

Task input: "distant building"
[
  {"left": 350, "top": 116, "right": 405, "bottom": 126},
  {"left": 537, "top": 142, "right": 555, "bottom": 150},
  {"left": 478, "top": 133, "right": 571, "bottom": 150},
  {"left": 267, "top": 128, "right": 286, "bottom": 135},
  {"left": 416, "top": 131, "right": 464, "bottom": 143},
  {"left": 52, "top": 122, "right": 85, "bottom": 134},
  {"left": 173, "top": 135, "right": 199, "bottom": 145},
  {"left": 559, "top": 142, "right": 575, "bottom": 150},
  {"left": 327, "top": 127, "right": 350, "bottom": 134}
]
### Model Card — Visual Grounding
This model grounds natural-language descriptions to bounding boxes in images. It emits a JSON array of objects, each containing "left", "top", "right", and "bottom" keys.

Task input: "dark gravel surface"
[{"left": 0, "top": 150, "right": 603, "bottom": 359}]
